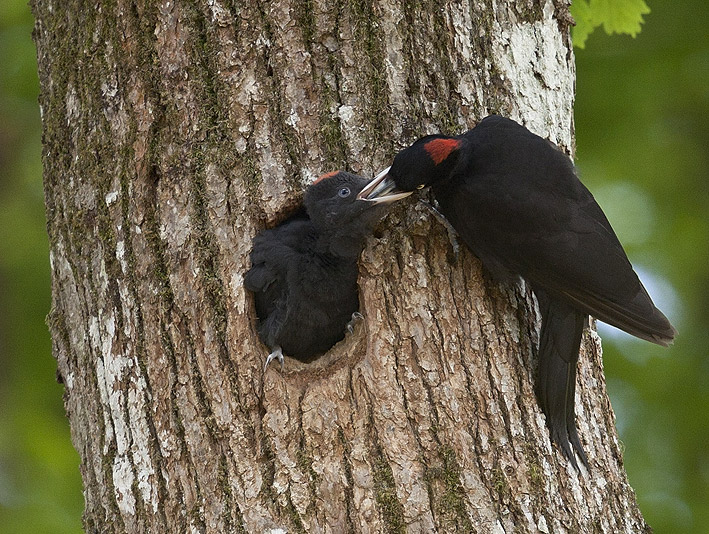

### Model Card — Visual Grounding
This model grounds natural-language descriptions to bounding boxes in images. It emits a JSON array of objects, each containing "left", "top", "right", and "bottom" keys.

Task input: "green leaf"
[
  {"left": 594, "top": 0, "right": 651, "bottom": 36},
  {"left": 570, "top": 0, "right": 651, "bottom": 49},
  {"left": 570, "top": 0, "right": 595, "bottom": 49}
]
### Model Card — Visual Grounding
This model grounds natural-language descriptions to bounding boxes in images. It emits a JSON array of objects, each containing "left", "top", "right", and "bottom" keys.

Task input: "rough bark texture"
[{"left": 34, "top": 0, "right": 650, "bottom": 532}]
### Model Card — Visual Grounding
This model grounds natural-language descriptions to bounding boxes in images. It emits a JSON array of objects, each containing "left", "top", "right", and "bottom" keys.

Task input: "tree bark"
[{"left": 34, "top": 0, "right": 650, "bottom": 532}]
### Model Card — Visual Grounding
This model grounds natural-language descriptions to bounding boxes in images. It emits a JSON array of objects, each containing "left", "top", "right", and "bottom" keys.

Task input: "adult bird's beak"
[{"left": 357, "top": 167, "right": 413, "bottom": 205}]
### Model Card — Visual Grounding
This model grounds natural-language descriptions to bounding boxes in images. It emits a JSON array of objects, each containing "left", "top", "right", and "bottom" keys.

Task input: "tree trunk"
[{"left": 34, "top": 0, "right": 650, "bottom": 532}]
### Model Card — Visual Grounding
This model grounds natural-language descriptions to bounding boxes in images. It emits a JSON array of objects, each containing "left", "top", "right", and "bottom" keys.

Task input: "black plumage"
[
  {"left": 245, "top": 171, "right": 400, "bottom": 370},
  {"left": 359, "top": 115, "right": 676, "bottom": 467}
]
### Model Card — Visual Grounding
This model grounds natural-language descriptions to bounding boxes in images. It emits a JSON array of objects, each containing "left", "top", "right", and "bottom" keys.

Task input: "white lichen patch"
[
  {"left": 378, "top": 4, "right": 406, "bottom": 115},
  {"left": 300, "top": 167, "right": 318, "bottom": 185},
  {"left": 88, "top": 249, "right": 157, "bottom": 517},
  {"left": 231, "top": 271, "right": 247, "bottom": 314},
  {"left": 113, "top": 454, "right": 136, "bottom": 516},
  {"left": 116, "top": 240, "right": 127, "bottom": 274},
  {"left": 206, "top": 0, "right": 231, "bottom": 26},
  {"left": 285, "top": 108, "right": 300, "bottom": 129},
  {"left": 93, "top": 351, "right": 115, "bottom": 455},
  {"left": 128, "top": 376, "right": 158, "bottom": 512},
  {"left": 160, "top": 194, "right": 192, "bottom": 250},
  {"left": 492, "top": 0, "right": 574, "bottom": 148},
  {"left": 337, "top": 104, "right": 354, "bottom": 124},
  {"left": 65, "top": 83, "right": 79, "bottom": 126}
]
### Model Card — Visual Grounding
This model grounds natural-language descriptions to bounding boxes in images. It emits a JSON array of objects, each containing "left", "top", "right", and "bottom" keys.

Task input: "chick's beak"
[{"left": 356, "top": 167, "right": 413, "bottom": 205}]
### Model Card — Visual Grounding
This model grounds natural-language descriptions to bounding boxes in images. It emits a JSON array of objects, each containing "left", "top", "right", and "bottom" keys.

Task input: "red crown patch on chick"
[{"left": 313, "top": 170, "right": 339, "bottom": 185}]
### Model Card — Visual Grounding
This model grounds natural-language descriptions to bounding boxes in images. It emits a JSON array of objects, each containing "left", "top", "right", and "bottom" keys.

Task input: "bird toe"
[
  {"left": 346, "top": 312, "right": 364, "bottom": 334},
  {"left": 264, "top": 346, "right": 285, "bottom": 372}
]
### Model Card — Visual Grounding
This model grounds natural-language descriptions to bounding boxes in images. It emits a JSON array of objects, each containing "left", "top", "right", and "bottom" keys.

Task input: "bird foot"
[
  {"left": 417, "top": 199, "right": 460, "bottom": 261},
  {"left": 264, "top": 346, "right": 284, "bottom": 372},
  {"left": 346, "top": 312, "right": 364, "bottom": 334}
]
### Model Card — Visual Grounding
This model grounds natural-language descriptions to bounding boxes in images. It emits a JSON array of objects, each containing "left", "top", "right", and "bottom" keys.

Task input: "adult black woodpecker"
[
  {"left": 358, "top": 115, "right": 676, "bottom": 467},
  {"left": 245, "top": 171, "right": 407, "bottom": 371}
]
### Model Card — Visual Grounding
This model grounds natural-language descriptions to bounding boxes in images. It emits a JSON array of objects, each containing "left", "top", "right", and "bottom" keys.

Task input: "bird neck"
[{"left": 315, "top": 228, "right": 366, "bottom": 259}]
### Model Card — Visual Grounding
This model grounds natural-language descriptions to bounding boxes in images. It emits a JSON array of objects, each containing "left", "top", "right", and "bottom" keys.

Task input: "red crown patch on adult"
[
  {"left": 313, "top": 170, "right": 339, "bottom": 185},
  {"left": 424, "top": 138, "right": 461, "bottom": 165}
]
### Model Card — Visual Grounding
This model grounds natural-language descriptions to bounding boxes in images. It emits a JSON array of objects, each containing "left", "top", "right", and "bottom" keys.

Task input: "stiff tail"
[{"left": 535, "top": 288, "right": 588, "bottom": 468}]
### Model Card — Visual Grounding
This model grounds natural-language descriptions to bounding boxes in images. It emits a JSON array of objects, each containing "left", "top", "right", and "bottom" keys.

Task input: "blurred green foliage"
[
  {"left": 575, "top": 1, "right": 709, "bottom": 531},
  {"left": 0, "top": 1, "right": 84, "bottom": 533},
  {"left": 0, "top": 0, "right": 705, "bottom": 533}
]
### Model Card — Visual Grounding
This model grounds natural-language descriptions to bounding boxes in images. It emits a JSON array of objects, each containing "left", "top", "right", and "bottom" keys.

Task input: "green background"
[{"left": 0, "top": 1, "right": 706, "bottom": 532}]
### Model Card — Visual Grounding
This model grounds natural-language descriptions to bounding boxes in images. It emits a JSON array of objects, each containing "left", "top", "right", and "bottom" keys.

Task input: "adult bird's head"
[{"left": 357, "top": 135, "right": 463, "bottom": 203}]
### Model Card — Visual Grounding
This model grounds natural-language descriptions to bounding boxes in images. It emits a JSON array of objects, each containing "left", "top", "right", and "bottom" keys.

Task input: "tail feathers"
[{"left": 535, "top": 289, "right": 588, "bottom": 469}]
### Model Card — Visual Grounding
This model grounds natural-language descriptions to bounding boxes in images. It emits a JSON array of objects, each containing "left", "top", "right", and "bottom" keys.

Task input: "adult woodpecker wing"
[{"left": 438, "top": 149, "right": 675, "bottom": 347}]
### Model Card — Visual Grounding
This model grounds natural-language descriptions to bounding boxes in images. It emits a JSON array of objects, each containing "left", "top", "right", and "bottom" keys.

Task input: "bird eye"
[
  {"left": 338, "top": 187, "right": 351, "bottom": 198},
  {"left": 417, "top": 184, "right": 425, "bottom": 190}
]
